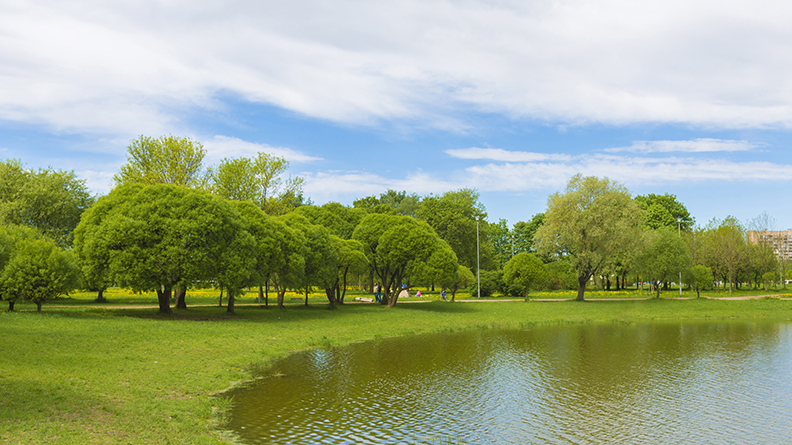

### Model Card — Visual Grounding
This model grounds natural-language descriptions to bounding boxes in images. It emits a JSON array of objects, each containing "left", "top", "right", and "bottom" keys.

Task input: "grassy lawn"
[{"left": 3, "top": 291, "right": 792, "bottom": 444}]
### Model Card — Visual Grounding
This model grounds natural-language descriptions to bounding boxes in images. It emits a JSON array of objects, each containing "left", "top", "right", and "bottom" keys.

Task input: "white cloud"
[
  {"left": 604, "top": 138, "right": 760, "bottom": 153},
  {"left": 202, "top": 136, "right": 322, "bottom": 165},
  {"left": 446, "top": 147, "right": 572, "bottom": 162},
  {"left": 5, "top": 0, "right": 792, "bottom": 133}
]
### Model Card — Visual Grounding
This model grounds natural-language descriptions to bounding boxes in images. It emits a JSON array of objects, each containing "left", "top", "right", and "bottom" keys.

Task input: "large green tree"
[
  {"left": 353, "top": 190, "right": 421, "bottom": 216},
  {"left": 281, "top": 214, "right": 339, "bottom": 307},
  {"left": 0, "top": 159, "right": 95, "bottom": 247},
  {"left": 513, "top": 213, "right": 545, "bottom": 254},
  {"left": 114, "top": 135, "right": 208, "bottom": 188},
  {"left": 74, "top": 184, "right": 257, "bottom": 314},
  {"left": 535, "top": 175, "right": 643, "bottom": 301}
]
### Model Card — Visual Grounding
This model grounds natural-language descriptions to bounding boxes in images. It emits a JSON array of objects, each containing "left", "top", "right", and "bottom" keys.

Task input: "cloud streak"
[{"left": 604, "top": 138, "right": 760, "bottom": 153}]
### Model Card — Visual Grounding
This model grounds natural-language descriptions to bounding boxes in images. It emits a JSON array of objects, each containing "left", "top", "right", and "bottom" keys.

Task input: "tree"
[
  {"left": 75, "top": 184, "right": 256, "bottom": 314},
  {"left": 689, "top": 265, "right": 714, "bottom": 298},
  {"left": 293, "top": 203, "right": 365, "bottom": 239},
  {"left": 635, "top": 227, "right": 692, "bottom": 298},
  {"left": 417, "top": 189, "right": 494, "bottom": 272},
  {"left": 707, "top": 216, "right": 747, "bottom": 293},
  {"left": 211, "top": 152, "right": 308, "bottom": 215},
  {"left": 352, "top": 214, "right": 449, "bottom": 307},
  {"left": 0, "top": 159, "right": 95, "bottom": 247},
  {"left": 0, "top": 225, "right": 81, "bottom": 311},
  {"left": 353, "top": 190, "right": 421, "bottom": 216},
  {"left": 412, "top": 242, "right": 459, "bottom": 293},
  {"left": 441, "top": 265, "right": 475, "bottom": 301},
  {"left": 489, "top": 218, "right": 513, "bottom": 268},
  {"left": 545, "top": 260, "right": 577, "bottom": 290},
  {"left": 634, "top": 193, "right": 694, "bottom": 231},
  {"left": 503, "top": 253, "right": 548, "bottom": 301},
  {"left": 114, "top": 135, "right": 207, "bottom": 187},
  {"left": 513, "top": 213, "right": 544, "bottom": 255},
  {"left": 535, "top": 175, "right": 643, "bottom": 301},
  {"left": 281, "top": 214, "right": 338, "bottom": 307},
  {"left": 332, "top": 238, "right": 369, "bottom": 304}
]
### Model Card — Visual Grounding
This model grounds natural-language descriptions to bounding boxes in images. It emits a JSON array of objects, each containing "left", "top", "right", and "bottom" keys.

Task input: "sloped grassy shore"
[{"left": 2, "top": 289, "right": 791, "bottom": 444}]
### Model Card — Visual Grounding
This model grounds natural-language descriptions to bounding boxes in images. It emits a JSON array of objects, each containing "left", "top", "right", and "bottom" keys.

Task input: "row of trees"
[{"left": 1, "top": 134, "right": 786, "bottom": 311}]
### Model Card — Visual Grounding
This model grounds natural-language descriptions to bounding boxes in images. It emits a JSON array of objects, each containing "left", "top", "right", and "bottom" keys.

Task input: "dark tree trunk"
[
  {"left": 305, "top": 287, "right": 309, "bottom": 306},
  {"left": 451, "top": 284, "right": 458, "bottom": 302},
  {"left": 258, "top": 285, "right": 264, "bottom": 304},
  {"left": 218, "top": 287, "right": 223, "bottom": 307},
  {"left": 655, "top": 281, "right": 661, "bottom": 299},
  {"left": 606, "top": 277, "right": 611, "bottom": 291},
  {"left": 227, "top": 289, "right": 235, "bottom": 313},
  {"left": 36, "top": 301, "right": 42, "bottom": 312},
  {"left": 325, "top": 288, "right": 337, "bottom": 308},
  {"left": 175, "top": 286, "right": 187, "bottom": 309},
  {"left": 8, "top": 300, "right": 15, "bottom": 311},
  {"left": 156, "top": 286, "right": 173, "bottom": 314},
  {"left": 95, "top": 288, "right": 107, "bottom": 303},
  {"left": 576, "top": 275, "right": 588, "bottom": 301},
  {"left": 431, "top": 282, "right": 435, "bottom": 292},
  {"left": 264, "top": 279, "right": 269, "bottom": 307}
]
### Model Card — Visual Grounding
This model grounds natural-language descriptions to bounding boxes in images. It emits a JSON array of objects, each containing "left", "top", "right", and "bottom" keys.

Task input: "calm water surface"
[{"left": 226, "top": 322, "right": 792, "bottom": 444}]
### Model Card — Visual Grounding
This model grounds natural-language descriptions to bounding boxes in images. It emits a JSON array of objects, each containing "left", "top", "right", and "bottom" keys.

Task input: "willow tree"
[
  {"left": 535, "top": 175, "right": 643, "bottom": 301},
  {"left": 114, "top": 135, "right": 207, "bottom": 188}
]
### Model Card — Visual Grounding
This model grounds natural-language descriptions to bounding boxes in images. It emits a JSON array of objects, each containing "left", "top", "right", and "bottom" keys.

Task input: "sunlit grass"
[{"left": 4, "top": 292, "right": 792, "bottom": 444}]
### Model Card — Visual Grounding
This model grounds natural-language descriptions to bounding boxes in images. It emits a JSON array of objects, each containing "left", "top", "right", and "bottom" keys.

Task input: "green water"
[{"left": 227, "top": 322, "right": 792, "bottom": 444}]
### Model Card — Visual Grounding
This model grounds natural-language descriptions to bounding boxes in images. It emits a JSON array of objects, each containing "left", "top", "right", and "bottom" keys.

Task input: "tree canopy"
[
  {"left": 114, "top": 135, "right": 207, "bottom": 187},
  {"left": 535, "top": 175, "right": 643, "bottom": 301}
]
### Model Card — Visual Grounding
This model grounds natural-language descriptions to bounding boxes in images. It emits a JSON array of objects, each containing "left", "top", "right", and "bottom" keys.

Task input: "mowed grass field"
[{"left": 3, "top": 287, "right": 792, "bottom": 444}]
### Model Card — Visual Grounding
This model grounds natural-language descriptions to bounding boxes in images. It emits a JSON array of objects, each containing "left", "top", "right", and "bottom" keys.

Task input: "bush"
[{"left": 545, "top": 260, "right": 577, "bottom": 290}]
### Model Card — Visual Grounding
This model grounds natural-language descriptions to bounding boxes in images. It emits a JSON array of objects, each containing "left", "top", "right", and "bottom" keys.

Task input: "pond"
[{"left": 226, "top": 322, "right": 792, "bottom": 444}]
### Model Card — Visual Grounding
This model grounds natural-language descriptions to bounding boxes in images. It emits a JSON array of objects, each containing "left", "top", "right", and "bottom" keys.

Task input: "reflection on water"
[{"left": 226, "top": 322, "right": 792, "bottom": 444}]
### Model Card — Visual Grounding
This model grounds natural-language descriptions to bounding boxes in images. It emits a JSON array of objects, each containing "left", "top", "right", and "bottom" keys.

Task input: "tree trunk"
[
  {"left": 36, "top": 301, "right": 42, "bottom": 312},
  {"left": 305, "top": 287, "right": 309, "bottom": 306},
  {"left": 218, "top": 287, "right": 223, "bottom": 307},
  {"left": 655, "top": 281, "right": 661, "bottom": 299},
  {"left": 325, "top": 288, "right": 336, "bottom": 308},
  {"left": 451, "top": 284, "right": 458, "bottom": 302},
  {"left": 227, "top": 288, "right": 235, "bottom": 313},
  {"left": 175, "top": 285, "right": 187, "bottom": 309},
  {"left": 576, "top": 275, "right": 588, "bottom": 301},
  {"left": 524, "top": 287, "right": 530, "bottom": 302},
  {"left": 156, "top": 286, "right": 173, "bottom": 314},
  {"left": 264, "top": 279, "right": 269, "bottom": 307},
  {"left": 8, "top": 300, "right": 15, "bottom": 311},
  {"left": 606, "top": 277, "right": 611, "bottom": 291},
  {"left": 258, "top": 285, "right": 264, "bottom": 304},
  {"left": 696, "top": 285, "right": 700, "bottom": 299},
  {"left": 95, "top": 288, "right": 107, "bottom": 303}
]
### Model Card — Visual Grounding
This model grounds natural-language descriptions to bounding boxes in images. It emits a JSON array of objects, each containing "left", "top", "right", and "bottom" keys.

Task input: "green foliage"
[
  {"left": 114, "top": 135, "right": 207, "bottom": 187},
  {"left": 636, "top": 227, "right": 692, "bottom": 298},
  {"left": 211, "top": 152, "right": 307, "bottom": 215},
  {"left": 489, "top": 218, "right": 513, "bottom": 268},
  {"left": 503, "top": 253, "right": 548, "bottom": 300},
  {"left": 281, "top": 213, "right": 339, "bottom": 304},
  {"left": 478, "top": 269, "right": 501, "bottom": 298},
  {"left": 0, "top": 225, "right": 80, "bottom": 311},
  {"left": 513, "top": 213, "right": 544, "bottom": 254},
  {"left": 75, "top": 184, "right": 258, "bottom": 313},
  {"left": 416, "top": 188, "right": 494, "bottom": 271},
  {"left": 293, "top": 202, "right": 365, "bottom": 239},
  {"left": 0, "top": 159, "right": 95, "bottom": 247},
  {"left": 635, "top": 193, "right": 694, "bottom": 231},
  {"left": 689, "top": 265, "right": 714, "bottom": 298},
  {"left": 535, "top": 175, "right": 643, "bottom": 301},
  {"left": 353, "top": 190, "right": 421, "bottom": 216},
  {"left": 545, "top": 260, "right": 578, "bottom": 290}
]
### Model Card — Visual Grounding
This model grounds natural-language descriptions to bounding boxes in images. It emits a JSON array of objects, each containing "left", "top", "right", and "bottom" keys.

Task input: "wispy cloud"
[
  {"left": 604, "top": 138, "right": 760, "bottom": 153},
  {"left": 445, "top": 147, "right": 573, "bottom": 162},
  {"left": 203, "top": 136, "right": 322, "bottom": 165}
]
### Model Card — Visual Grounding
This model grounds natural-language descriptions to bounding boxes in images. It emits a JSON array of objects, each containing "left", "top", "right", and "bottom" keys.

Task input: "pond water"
[{"left": 226, "top": 322, "right": 792, "bottom": 444}]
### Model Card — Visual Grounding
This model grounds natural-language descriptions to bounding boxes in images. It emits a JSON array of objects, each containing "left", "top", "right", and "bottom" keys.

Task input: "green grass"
[{"left": 3, "top": 291, "right": 792, "bottom": 444}]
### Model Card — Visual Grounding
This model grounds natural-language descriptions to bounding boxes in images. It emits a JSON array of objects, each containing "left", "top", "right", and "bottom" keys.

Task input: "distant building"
[{"left": 747, "top": 230, "right": 792, "bottom": 260}]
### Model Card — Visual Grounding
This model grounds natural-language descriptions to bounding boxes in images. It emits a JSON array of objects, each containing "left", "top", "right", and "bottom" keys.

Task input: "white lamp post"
[
  {"left": 677, "top": 217, "right": 682, "bottom": 297},
  {"left": 476, "top": 216, "right": 480, "bottom": 298}
]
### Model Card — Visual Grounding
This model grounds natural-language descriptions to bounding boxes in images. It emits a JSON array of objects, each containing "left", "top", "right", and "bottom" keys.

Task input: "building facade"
[{"left": 747, "top": 230, "right": 792, "bottom": 260}]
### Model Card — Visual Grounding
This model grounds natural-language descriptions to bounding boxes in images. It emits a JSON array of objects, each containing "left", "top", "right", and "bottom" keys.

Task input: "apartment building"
[{"left": 747, "top": 230, "right": 792, "bottom": 260}]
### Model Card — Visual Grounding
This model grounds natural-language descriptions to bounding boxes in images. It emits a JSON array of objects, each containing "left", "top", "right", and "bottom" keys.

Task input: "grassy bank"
[{"left": 3, "top": 295, "right": 792, "bottom": 444}]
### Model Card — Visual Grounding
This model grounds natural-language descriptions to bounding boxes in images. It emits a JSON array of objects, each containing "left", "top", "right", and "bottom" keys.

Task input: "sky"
[{"left": 2, "top": 0, "right": 792, "bottom": 229}]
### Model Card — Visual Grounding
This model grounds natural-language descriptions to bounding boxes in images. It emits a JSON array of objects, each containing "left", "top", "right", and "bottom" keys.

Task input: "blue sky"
[{"left": 1, "top": 0, "right": 791, "bottom": 229}]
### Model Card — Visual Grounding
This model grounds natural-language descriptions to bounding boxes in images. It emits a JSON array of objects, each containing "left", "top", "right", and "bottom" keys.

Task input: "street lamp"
[
  {"left": 475, "top": 216, "right": 481, "bottom": 298},
  {"left": 677, "top": 217, "right": 682, "bottom": 297}
]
